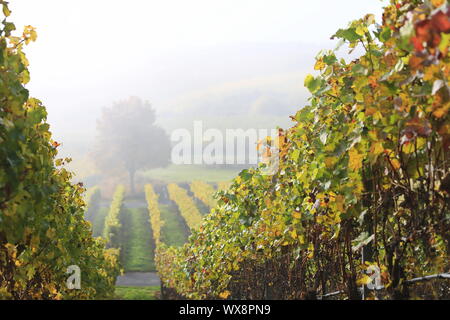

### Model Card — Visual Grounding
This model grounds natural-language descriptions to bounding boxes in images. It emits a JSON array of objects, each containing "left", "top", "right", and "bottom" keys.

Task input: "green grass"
[
  {"left": 92, "top": 207, "right": 108, "bottom": 237},
  {"left": 160, "top": 204, "right": 189, "bottom": 247},
  {"left": 115, "top": 286, "right": 159, "bottom": 300},
  {"left": 122, "top": 208, "right": 155, "bottom": 272},
  {"left": 140, "top": 164, "right": 239, "bottom": 183}
]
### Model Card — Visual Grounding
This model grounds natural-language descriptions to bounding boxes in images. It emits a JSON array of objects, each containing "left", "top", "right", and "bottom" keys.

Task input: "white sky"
[
  {"left": 8, "top": 0, "right": 386, "bottom": 149},
  {"left": 13, "top": 1, "right": 385, "bottom": 47}
]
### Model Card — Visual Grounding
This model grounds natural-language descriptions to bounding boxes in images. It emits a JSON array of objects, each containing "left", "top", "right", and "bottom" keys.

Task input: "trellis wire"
[{"left": 317, "top": 273, "right": 450, "bottom": 299}]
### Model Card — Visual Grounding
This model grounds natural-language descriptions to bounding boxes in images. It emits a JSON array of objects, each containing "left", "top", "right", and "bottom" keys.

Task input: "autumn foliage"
[
  {"left": 0, "top": 2, "right": 120, "bottom": 299},
  {"left": 156, "top": 0, "right": 450, "bottom": 299}
]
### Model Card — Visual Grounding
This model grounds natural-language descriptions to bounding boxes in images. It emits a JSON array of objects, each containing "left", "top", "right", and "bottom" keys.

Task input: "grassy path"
[
  {"left": 121, "top": 207, "right": 155, "bottom": 272},
  {"left": 115, "top": 286, "right": 159, "bottom": 300},
  {"left": 160, "top": 203, "right": 189, "bottom": 247},
  {"left": 116, "top": 272, "right": 160, "bottom": 286}
]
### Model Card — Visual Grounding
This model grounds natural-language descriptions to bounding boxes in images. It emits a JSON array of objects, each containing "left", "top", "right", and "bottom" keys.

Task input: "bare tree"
[{"left": 93, "top": 97, "right": 170, "bottom": 194}]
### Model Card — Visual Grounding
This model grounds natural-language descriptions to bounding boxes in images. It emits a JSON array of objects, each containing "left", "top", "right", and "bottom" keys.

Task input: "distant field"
[{"left": 141, "top": 164, "right": 240, "bottom": 183}]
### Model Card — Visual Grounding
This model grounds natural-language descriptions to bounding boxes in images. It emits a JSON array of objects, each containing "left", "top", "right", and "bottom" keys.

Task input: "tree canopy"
[{"left": 93, "top": 97, "right": 170, "bottom": 193}]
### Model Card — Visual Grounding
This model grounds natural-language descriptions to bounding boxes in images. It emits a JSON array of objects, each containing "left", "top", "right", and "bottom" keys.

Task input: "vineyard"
[
  {"left": 103, "top": 185, "right": 125, "bottom": 249},
  {"left": 167, "top": 183, "right": 204, "bottom": 230},
  {"left": 0, "top": 1, "right": 121, "bottom": 298},
  {"left": 83, "top": 181, "right": 217, "bottom": 285},
  {"left": 145, "top": 184, "right": 163, "bottom": 245},
  {"left": 190, "top": 181, "right": 218, "bottom": 209},
  {"left": 85, "top": 183, "right": 205, "bottom": 273},
  {"left": 1, "top": 0, "right": 449, "bottom": 301},
  {"left": 155, "top": 0, "right": 450, "bottom": 300}
]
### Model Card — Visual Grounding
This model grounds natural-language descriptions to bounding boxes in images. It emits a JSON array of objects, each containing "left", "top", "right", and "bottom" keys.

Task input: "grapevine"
[
  {"left": 190, "top": 181, "right": 217, "bottom": 209},
  {"left": 145, "top": 184, "right": 163, "bottom": 245},
  {"left": 156, "top": 0, "right": 450, "bottom": 300},
  {"left": 103, "top": 185, "right": 125, "bottom": 249},
  {"left": 0, "top": 2, "right": 120, "bottom": 299},
  {"left": 167, "top": 183, "right": 203, "bottom": 230}
]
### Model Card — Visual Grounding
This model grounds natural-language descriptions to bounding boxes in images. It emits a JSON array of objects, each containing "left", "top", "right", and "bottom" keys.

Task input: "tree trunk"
[{"left": 129, "top": 169, "right": 135, "bottom": 194}]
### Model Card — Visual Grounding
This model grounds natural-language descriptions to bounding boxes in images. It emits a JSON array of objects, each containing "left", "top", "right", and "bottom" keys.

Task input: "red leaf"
[
  {"left": 431, "top": 10, "right": 450, "bottom": 33},
  {"left": 412, "top": 20, "right": 432, "bottom": 51},
  {"left": 410, "top": 37, "right": 423, "bottom": 51}
]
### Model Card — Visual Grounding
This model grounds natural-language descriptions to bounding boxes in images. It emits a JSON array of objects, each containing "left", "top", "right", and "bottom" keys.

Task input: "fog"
[{"left": 8, "top": 0, "right": 385, "bottom": 184}]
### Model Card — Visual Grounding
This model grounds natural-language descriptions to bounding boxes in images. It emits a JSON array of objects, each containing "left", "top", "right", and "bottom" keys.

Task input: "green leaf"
[
  {"left": 304, "top": 74, "right": 322, "bottom": 94},
  {"left": 239, "top": 170, "right": 252, "bottom": 182},
  {"left": 3, "top": 22, "right": 15, "bottom": 35},
  {"left": 2, "top": 4, "right": 11, "bottom": 17},
  {"left": 378, "top": 27, "right": 391, "bottom": 43},
  {"left": 323, "top": 54, "right": 337, "bottom": 65},
  {"left": 333, "top": 27, "right": 362, "bottom": 42}
]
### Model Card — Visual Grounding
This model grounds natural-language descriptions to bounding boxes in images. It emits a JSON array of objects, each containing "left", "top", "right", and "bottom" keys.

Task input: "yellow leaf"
[
  {"left": 370, "top": 142, "right": 384, "bottom": 156},
  {"left": 324, "top": 157, "right": 337, "bottom": 168},
  {"left": 357, "top": 274, "right": 373, "bottom": 286},
  {"left": 349, "top": 148, "right": 363, "bottom": 171},
  {"left": 433, "top": 104, "right": 449, "bottom": 118},
  {"left": 316, "top": 215, "right": 324, "bottom": 224},
  {"left": 402, "top": 139, "right": 424, "bottom": 154},
  {"left": 219, "top": 290, "right": 231, "bottom": 299},
  {"left": 365, "top": 107, "right": 377, "bottom": 116},
  {"left": 390, "top": 158, "right": 401, "bottom": 170},
  {"left": 23, "top": 25, "right": 38, "bottom": 44},
  {"left": 356, "top": 25, "right": 366, "bottom": 36},
  {"left": 298, "top": 234, "right": 305, "bottom": 244},
  {"left": 307, "top": 243, "right": 314, "bottom": 258},
  {"left": 256, "top": 139, "right": 263, "bottom": 151},
  {"left": 373, "top": 111, "right": 383, "bottom": 121},
  {"left": 293, "top": 211, "right": 301, "bottom": 219},
  {"left": 290, "top": 229, "right": 297, "bottom": 239},
  {"left": 431, "top": 0, "right": 444, "bottom": 8},
  {"left": 423, "top": 64, "right": 439, "bottom": 81},
  {"left": 368, "top": 130, "right": 378, "bottom": 141},
  {"left": 314, "top": 58, "right": 326, "bottom": 71},
  {"left": 2, "top": 5, "right": 11, "bottom": 17},
  {"left": 47, "top": 284, "right": 58, "bottom": 295},
  {"left": 335, "top": 195, "right": 345, "bottom": 212},
  {"left": 4, "top": 243, "right": 17, "bottom": 259}
]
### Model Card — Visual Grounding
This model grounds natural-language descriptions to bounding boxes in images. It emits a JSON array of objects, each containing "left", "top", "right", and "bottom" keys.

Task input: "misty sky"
[{"left": 9, "top": 0, "right": 386, "bottom": 152}]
